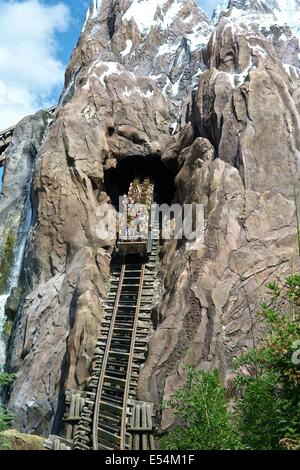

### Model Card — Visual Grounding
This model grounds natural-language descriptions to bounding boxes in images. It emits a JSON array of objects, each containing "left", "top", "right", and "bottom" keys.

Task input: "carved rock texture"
[
  {"left": 1, "top": 0, "right": 299, "bottom": 435},
  {"left": 138, "top": 3, "right": 300, "bottom": 428},
  {"left": 0, "top": 111, "right": 52, "bottom": 270},
  {"left": 6, "top": 0, "right": 209, "bottom": 434}
]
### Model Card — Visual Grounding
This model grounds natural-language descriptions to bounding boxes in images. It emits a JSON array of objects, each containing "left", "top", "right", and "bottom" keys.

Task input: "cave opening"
[{"left": 104, "top": 155, "right": 176, "bottom": 208}]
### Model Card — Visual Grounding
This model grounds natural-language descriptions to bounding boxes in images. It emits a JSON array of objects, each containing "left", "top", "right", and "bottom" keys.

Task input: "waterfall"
[
  {"left": 0, "top": 294, "right": 10, "bottom": 368},
  {"left": 0, "top": 181, "right": 33, "bottom": 370}
]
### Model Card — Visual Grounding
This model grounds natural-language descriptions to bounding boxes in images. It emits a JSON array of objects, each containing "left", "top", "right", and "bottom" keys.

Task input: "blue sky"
[
  {"left": 0, "top": 0, "right": 219, "bottom": 187},
  {"left": 44, "top": 1, "right": 220, "bottom": 70},
  {"left": 0, "top": 0, "right": 219, "bottom": 132}
]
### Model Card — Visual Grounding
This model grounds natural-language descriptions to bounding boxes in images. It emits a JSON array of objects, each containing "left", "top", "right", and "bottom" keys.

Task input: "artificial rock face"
[
  {"left": 1, "top": 0, "right": 300, "bottom": 434},
  {"left": 195, "top": 18, "right": 300, "bottom": 199},
  {"left": 0, "top": 111, "right": 52, "bottom": 278}
]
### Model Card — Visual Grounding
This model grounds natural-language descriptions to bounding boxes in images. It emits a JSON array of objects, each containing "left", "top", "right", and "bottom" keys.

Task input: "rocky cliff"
[{"left": 0, "top": 0, "right": 299, "bottom": 436}]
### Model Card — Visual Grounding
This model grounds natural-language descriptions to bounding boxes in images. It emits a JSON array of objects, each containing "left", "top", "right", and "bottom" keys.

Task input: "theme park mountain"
[{"left": 0, "top": 0, "right": 299, "bottom": 441}]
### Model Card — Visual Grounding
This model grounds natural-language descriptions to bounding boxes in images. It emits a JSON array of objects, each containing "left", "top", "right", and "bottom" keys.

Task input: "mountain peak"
[
  {"left": 214, "top": 0, "right": 300, "bottom": 38},
  {"left": 83, "top": 0, "right": 210, "bottom": 36},
  {"left": 64, "top": 0, "right": 213, "bottom": 107}
]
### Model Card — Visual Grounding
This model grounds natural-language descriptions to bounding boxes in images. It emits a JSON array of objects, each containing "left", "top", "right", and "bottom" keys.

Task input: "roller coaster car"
[
  {"left": 118, "top": 229, "right": 153, "bottom": 259},
  {"left": 118, "top": 239, "right": 148, "bottom": 258},
  {"left": 118, "top": 178, "right": 154, "bottom": 260}
]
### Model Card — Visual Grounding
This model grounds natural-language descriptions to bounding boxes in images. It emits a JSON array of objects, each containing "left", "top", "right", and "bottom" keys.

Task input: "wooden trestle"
[{"left": 71, "top": 224, "right": 159, "bottom": 450}]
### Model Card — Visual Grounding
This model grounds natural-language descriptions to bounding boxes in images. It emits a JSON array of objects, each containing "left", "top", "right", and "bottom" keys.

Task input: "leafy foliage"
[
  {"left": 160, "top": 367, "right": 242, "bottom": 450},
  {"left": 234, "top": 275, "right": 300, "bottom": 449},
  {"left": 0, "top": 372, "right": 14, "bottom": 449},
  {"left": 160, "top": 275, "right": 300, "bottom": 450},
  {"left": 0, "top": 372, "right": 15, "bottom": 386},
  {"left": 0, "top": 230, "right": 16, "bottom": 294}
]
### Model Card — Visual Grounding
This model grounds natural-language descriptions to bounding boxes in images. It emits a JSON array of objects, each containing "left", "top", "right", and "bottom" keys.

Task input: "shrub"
[
  {"left": 160, "top": 367, "right": 242, "bottom": 450},
  {"left": 0, "top": 373, "right": 15, "bottom": 449},
  {"left": 234, "top": 275, "right": 300, "bottom": 449},
  {"left": 0, "top": 230, "right": 16, "bottom": 294},
  {"left": 160, "top": 275, "right": 300, "bottom": 450}
]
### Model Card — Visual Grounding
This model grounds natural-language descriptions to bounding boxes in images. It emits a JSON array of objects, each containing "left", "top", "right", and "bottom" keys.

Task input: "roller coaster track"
[{"left": 73, "top": 226, "right": 159, "bottom": 451}]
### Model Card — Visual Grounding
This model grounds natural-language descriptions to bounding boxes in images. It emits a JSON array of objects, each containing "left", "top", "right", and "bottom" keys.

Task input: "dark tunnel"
[{"left": 104, "top": 155, "right": 176, "bottom": 207}]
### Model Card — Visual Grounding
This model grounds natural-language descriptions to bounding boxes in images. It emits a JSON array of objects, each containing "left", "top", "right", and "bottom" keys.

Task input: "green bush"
[
  {"left": 0, "top": 373, "right": 15, "bottom": 449},
  {"left": 235, "top": 370, "right": 296, "bottom": 450},
  {"left": 0, "top": 230, "right": 16, "bottom": 294},
  {"left": 160, "top": 367, "right": 242, "bottom": 450},
  {"left": 234, "top": 275, "right": 300, "bottom": 450},
  {"left": 160, "top": 274, "right": 300, "bottom": 450}
]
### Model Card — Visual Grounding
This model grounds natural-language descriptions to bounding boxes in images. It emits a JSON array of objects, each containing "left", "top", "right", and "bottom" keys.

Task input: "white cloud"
[{"left": 0, "top": 0, "right": 70, "bottom": 130}]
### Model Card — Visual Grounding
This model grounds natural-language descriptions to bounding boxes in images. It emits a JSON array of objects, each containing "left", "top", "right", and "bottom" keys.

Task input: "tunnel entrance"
[{"left": 104, "top": 155, "right": 176, "bottom": 208}]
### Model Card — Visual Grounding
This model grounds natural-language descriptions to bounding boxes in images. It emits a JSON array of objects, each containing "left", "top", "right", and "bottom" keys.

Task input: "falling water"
[
  {"left": 0, "top": 294, "right": 10, "bottom": 367},
  {"left": 0, "top": 181, "right": 33, "bottom": 370}
]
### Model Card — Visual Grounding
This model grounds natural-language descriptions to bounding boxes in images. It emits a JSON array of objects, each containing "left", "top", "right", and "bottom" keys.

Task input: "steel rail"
[
  {"left": 92, "top": 264, "right": 126, "bottom": 450},
  {"left": 120, "top": 264, "right": 145, "bottom": 450}
]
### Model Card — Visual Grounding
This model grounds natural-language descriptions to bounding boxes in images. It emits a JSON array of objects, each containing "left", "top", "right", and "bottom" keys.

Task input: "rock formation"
[
  {"left": 0, "top": 110, "right": 53, "bottom": 291},
  {"left": 0, "top": 0, "right": 299, "bottom": 436},
  {"left": 0, "top": 429, "right": 46, "bottom": 451}
]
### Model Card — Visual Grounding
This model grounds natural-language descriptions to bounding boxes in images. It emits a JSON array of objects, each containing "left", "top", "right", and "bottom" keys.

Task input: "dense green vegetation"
[
  {"left": 160, "top": 275, "right": 300, "bottom": 450},
  {"left": 160, "top": 368, "right": 242, "bottom": 450},
  {"left": 0, "top": 230, "right": 16, "bottom": 294},
  {"left": 0, "top": 373, "right": 14, "bottom": 449}
]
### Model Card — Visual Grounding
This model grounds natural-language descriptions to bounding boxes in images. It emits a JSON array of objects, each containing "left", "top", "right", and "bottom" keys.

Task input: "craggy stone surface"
[
  {"left": 138, "top": 156, "right": 296, "bottom": 429},
  {"left": 7, "top": 0, "right": 211, "bottom": 434},
  {"left": 0, "top": 111, "right": 52, "bottom": 289},
  {"left": 195, "top": 18, "right": 300, "bottom": 200},
  {"left": 138, "top": 1, "right": 300, "bottom": 428},
  {"left": 2, "top": 0, "right": 300, "bottom": 435},
  {"left": 0, "top": 429, "right": 45, "bottom": 451}
]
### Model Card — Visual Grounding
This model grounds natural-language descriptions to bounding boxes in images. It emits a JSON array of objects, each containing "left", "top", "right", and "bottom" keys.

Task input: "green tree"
[
  {"left": 234, "top": 275, "right": 300, "bottom": 450},
  {"left": 0, "top": 373, "right": 15, "bottom": 449},
  {"left": 160, "top": 367, "right": 242, "bottom": 450}
]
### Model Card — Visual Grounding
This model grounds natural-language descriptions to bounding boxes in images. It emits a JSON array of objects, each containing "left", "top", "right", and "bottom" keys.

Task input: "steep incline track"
[
  {"left": 91, "top": 263, "right": 145, "bottom": 450},
  {"left": 74, "top": 227, "right": 159, "bottom": 450}
]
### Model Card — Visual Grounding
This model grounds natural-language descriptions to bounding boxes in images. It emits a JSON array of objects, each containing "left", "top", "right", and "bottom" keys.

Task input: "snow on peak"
[
  {"left": 83, "top": 61, "right": 122, "bottom": 90},
  {"left": 121, "top": 40, "right": 133, "bottom": 57},
  {"left": 75, "top": 0, "right": 213, "bottom": 107},
  {"left": 91, "top": 0, "right": 102, "bottom": 19},
  {"left": 212, "top": 0, "right": 229, "bottom": 23},
  {"left": 122, "top": 0, "right": 184, "bottom": 34},
  {"left": 82, "top": 0, "right": 102, "bottom": 32},
  {"left": 275, "top": 0, "right": 300, "bottom": 36},
  {"left": 214, "top": 0, "right": 300, "bottom": 38}
]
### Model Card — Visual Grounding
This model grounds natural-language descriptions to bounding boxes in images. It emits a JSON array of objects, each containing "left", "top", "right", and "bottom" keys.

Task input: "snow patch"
[
  {"left": 249, "top": 44, "right": 267, "bottom": 57},
  {"left": 216, "top": 0, "right": 300, "bottom": 40},
  {"left": 123, "top": 86, "right": 154, "bottom": 99},
  {"left": 83, "top": 62, "right": 123, "bottom": 90},
  {"left": 155, "top": 42, "right": 178, "bottom": 58},
  {"left": 192, "top": 67, "right": 204, "bottom": 88},
  {"left": 98, "top": 62, "right": 122, "bottom": 86},
  {"left": 82, "top": 0, "right": 102, "bottom": 33},
  {"left": 121, "top": 40, "right": 133, "bottom": 57},
  {"left": 162, "top": 0, "right": 182, "bottom": 29},
  {"left": 91, "top": 0, "right": 102, "bottom": 19},
  {"left": 81, "top": 7, "right": 91, "bottom": 33},
  {"left": 169, "top": 121, "right": 178, "bottom": 135},
  {"left": 122, "top": 0, "right": 183, "bottom": 34},
  {"left": 283, "top": 63, "right": 300, "bottom": 78},
  {"left": 150, "top": 73, "right": 162, "bottom": 80},
  {"left": 183, "top": 13, "right": 194, "bottom": 24},
  {"left": 186, "top": 22, "right": 212, "bottom": 52},
  {"left": 171, "top": 78, "right": 181, "bottom": 96}
]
